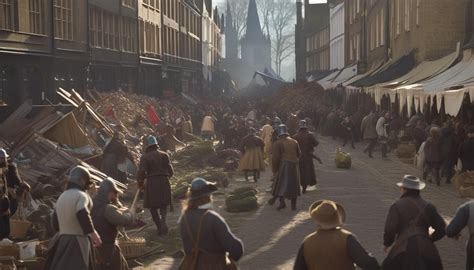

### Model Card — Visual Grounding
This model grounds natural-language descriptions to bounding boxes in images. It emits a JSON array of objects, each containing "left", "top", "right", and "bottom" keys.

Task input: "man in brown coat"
[
  {"left": 294, "top": 200, "right": 380, "bottom": 270},
  {"left": 293, "top": 120, "right": 319, "bottom": 193},
  {"left": 137, "top": 136, "right": 174, "bottom": 235},
  {"left": 269, "top": 125, "right": 301, "bottom": 210}
]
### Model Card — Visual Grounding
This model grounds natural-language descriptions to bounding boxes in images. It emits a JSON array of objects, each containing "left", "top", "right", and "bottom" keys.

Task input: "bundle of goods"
[
  {"left": 396, "top": 143, "right": 416, "bottom": 159},
  {"left": 172, "top": 183, "right": 190, "bottom": 200},
  {"left": 453, "top": 171, "right": 474, "bottom": 198},
  {"left": 225, "top": 187, "right": 258, "bottom": 213},
  {"left": 335, "top": 148, "right": 352, "bottom": 169},
  {"left": 118, "top": 237, "right": 147, "bottom": 259}
]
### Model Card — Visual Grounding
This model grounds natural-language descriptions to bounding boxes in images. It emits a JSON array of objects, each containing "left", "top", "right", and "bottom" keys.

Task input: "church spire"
[
  {"left": 226, "top": 0, "right": 233, "bottom": 29},
  {"left": 245, "top": 0, "right": 265, "bottom": 40}
]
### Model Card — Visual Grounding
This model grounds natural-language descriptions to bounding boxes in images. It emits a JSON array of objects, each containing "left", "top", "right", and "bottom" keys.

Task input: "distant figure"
[
  {"left": 360, "top": 110, "right": 378, "bottom": 158},
  {"left": 459, "top": 125, "right": 474, "bottom": 172},
  {"left": 238, "top": 128, "right": 265, "bottom": 182},
  {"left": 376, "top": 112, "right": 390, "bottom": 158},
  {"left": 269, "top": 124, "right": 301, "bottom": 211},
  {"left": 383, "top": 175, "right": 445, "bottom": 270},
  {"left": 179, "top": 178, "right": 243, "bottom": 270},
  {"left": 293, "top": 120, "right": 319, "bottom": 194},
  {"left": 294, "top": 200, "right": 380, "bottom": 270},
  {"left": 201, "top": 113, "right": 216, "bottom": 141},
  {"left": 260, "top": 117, "right": 274, "bottom": 161},
  {"left": 423, "top": 127, "right": 442, "bottom": 186},
  {"left": 102, "top": 131, "right": 134, "bottom": 183}
]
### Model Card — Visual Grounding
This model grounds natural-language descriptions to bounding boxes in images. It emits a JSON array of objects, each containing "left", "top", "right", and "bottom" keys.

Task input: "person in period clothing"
[
  {"left": 5, "top": 156, "right": 29, "bottom": 217},
  {"left": 182, "top": 115, "right": 194, "bottom": 137},
  {"left": 376, "top": 112, "right": 390, "bottom": 158},
  {"left": 294, "top": 200, "right": 380, "bottom": 270},
  {"left": 341, "top": 116, "right": 356, "bottom": 149},
  {"left": 271, "top": 116, "right": 282, "bottom": 144},
  {"left": 238, "top": 128, "right": 265, "bottom": 182},
  {"left": 423, "top": 127, "right": 442, "bottom": 186},
  {"left": 413, "top": 120, "right": 427, "bottom": 151},
  {"left": 92, "top": 178, "right": 136, "bottom": 270},
  {"left": 446, "top": 200, "right": 474, "bottom": 270},
  {"left": 360, "top": 111, "right": 378, "bottom": 158},
  {"left": 382, "top": 175, "right": 446, "bottom": 270},
  {"left": 201, "top": 113, "right": 217, "bottom": 141},
  {"left": 268, "top": 124, "right": 301, "bottom": 211},
  {"left": 459, "top": 125, "right": 474, "bottom": 172},
  {"left": 260, "top": 117, "right": 274, "bottom": 161},
  {"left": 286, "top": 114, "right": 299, "bottom": 136},
  {"left": 440, "top": 120, "right": 458, "bottom": 184},
  {"left": 293, "top": 120, "right": 319, "bottom": 194},
  {"left": 137, "top": 136, "right": 174, "bottom": 235},
  {"left": 101, "top": 131, "right": 135, "bottom": 183},
  {"left": 45, "top": 166, "right": 103, "bottom": 270},
  {"left": 179, "top": 178, "right": 244, "bottom": 270}
]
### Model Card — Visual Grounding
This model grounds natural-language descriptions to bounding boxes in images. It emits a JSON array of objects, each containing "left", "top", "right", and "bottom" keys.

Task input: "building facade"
[
  {"left": 295, "top": 0, "right": 331, "bottom": 78},
  {"left": 202, "top": 0, "right": 222, "bottom": 87},
  {"left": 366, "top": 0, "right": 388, "bottom": 67},
  {"left": 389, "top": 0, "right": 465, "bottom": 63},
  {"left": 345, "top": 0, "right": 365, "bottom": 68},
  {"left": 330, "top": 1, "right": 345, "bottom": 69}
]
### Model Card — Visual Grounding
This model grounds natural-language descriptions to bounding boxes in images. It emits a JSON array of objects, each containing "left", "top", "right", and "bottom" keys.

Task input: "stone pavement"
[{"left": 147, "top": 136, "right": 469, "bottom": 270}]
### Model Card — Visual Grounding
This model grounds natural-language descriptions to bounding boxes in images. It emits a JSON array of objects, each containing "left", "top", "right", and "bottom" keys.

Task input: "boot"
[
  {"left": 302, "top": 186, "right": 307, "bottom": 194},
  {"left": 159, "top": 208, "right": 168, "bottom": 235},
  {"left": 291, "top": 199, "right": 297, "bottom": 211},
  {"left": 277, "top": 198, "right": 286, "bottom": 211},
  {"left": 253, "top": 171, "right": 258, "bottom": 183},
  {"left": 268, "top": 197, "right": 277, "bottom": 206}
]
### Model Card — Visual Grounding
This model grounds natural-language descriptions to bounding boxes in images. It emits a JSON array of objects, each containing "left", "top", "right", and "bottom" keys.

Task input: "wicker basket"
[
  {"left": 9, "top": 219, "right": 31, "bottom": 239},
  {"left": 119, "top": 237, "right": 146, "bottom": 259}
]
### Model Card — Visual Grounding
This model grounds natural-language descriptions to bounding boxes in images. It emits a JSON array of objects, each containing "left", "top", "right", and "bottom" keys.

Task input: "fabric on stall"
[
  {"left": 436, "top": 93, "right": 443, "bottom": 113},
  {"left": 420, "top": 94, "right": 426, "bottom": 113},
  {"left": 414, "top": 95, "right": 420, "bottom": 114},
  {"left": 389, "top": 91, "right": 397, "bottom": 103},
  {"left": 407, "top": 92, "right": 414, "bottom": 117},
  {"left": 399, "top": 90, "right": 407, "bottom": 114},
  {"left": 43, "top": 113, "right": 91, "bottom": 148},
  {"left": 443, "top": 90, "right": 466, "bottom": 116},
  {"left": 469, "top": 87, "right": 474, "bottom": 103}
]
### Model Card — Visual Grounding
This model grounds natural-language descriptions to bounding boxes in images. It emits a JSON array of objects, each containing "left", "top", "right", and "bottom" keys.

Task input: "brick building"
[
  {"left": 366, "top": 0, "right": 388, "bottom": 67},
  {"left": 389, "top": 0, "right": 465, "bottom": 63},
  {"left": 345, "top": 0, "right": 365, "bottom": 67}
]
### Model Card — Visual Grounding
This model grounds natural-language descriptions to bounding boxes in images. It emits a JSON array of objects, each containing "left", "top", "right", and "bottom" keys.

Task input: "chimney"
[{"left": 297, "top": 0, "right": 303, "bottom": 26}]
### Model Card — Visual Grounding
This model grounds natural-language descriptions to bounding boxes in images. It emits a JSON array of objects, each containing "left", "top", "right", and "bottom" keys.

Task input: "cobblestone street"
[
  {"left": 236, "top": 136, "right": 468, "bottom": 270},
  {"left": 150, "top": 136, "right": 469, "bottom": 270}
]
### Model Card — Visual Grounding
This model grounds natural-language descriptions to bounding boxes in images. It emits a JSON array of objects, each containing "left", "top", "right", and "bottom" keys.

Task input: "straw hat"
[{"left": 309, "top": 200, "right": 346, "bottom": 229}]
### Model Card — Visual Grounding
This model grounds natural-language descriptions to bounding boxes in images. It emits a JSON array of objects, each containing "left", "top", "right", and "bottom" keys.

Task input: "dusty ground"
[{"left": 133, "top": 136, "right": 468, "bottom": 270}]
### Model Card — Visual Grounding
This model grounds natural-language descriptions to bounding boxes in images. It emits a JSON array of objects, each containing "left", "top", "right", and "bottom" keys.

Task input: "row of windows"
[
  {"left": 393, "top": 0, "right": 420, "bottom": 36},
  {"left": 306, "top": 50, "right": 330, "bottom": 73},
  {"left": 122, "top": 0, "right": 136, "bottom": 9},
  {"left": 89, "top": 8, "right": 137, "bottom": 53},
  {"left": 143, "top": 0, "right": 160, "bottom": 11},
  {"left": 348, "top": 0, "right": 361, "bottom": 25},
  {"left": 140, "top": 20, "right": 161, "bottom": 55},
  {"left": 306, "top": 28, "right": 329, "bottom": 53},
  {"left": 369, "top": 9, "right": 385, "bottom": 51},
  {"left": 163, "top": 0, "right": 178, "bottom": 21},
  {"left": 349, "top": 33, "right": 361, "bottom": 61},
  {"left": 1, "top": 0, "right": 45, "bottom": 35}
]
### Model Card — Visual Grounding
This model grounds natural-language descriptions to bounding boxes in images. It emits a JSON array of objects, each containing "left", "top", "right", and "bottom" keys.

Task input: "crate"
[
  {"left": 118, "top": 237, "right": 146, "bottom": 259},
  {"left": 0, "top": 245, "right": 19, "bottom": 259},
  {"left": 9, "top": 220, "right": 31, "bottom": 239}
]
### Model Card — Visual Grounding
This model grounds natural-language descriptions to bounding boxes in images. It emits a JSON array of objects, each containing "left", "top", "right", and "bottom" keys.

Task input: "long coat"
[
  {"left": 383, "top": 192, "right": 446, "bottom": 270},
  {"left": 238, "top": 134, "right": 265, "bottom": 171},
  {"left": 361, "top": 113, "right": 378, "bottom": 140},
  {"left": 271, "top": 136, "right": 301, "bottom": 199},
  {"left": 137, "top": 148, "right": 174, "bottom": 209},
  {"left": 293, "top": 130, "right": 319, "bottom": 188}
]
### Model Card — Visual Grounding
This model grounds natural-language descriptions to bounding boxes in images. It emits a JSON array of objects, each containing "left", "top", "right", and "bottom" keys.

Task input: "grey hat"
[
  {"left": 299, "top": 120, "right": 308, "bottom": 129},
  {"left": 277, "top": 124, "right": 289, "bottom": 137},
  {"left": 99, "top": 177, "right": 123, "bottom": 194},
  {"left": 189, "top": 178, "right": 218, "bottom": 200},
  {"left": 396, "top": 175, "right": 426, "bottom": 190}
]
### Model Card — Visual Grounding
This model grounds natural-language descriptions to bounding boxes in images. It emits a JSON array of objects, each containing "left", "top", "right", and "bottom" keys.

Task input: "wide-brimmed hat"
[
  {"left": 396, "top": 175, "right": 426, "bottom": 190},
  {"left": 309, "top": 200, "right": 346, "bottom": 229},
  {"left": 277, "top": 124, "right": 289, "bottom": 137},
  {"left": 299, "top": 120, "right": 308, "bottom": 129},
  {"left": 189, "top": 178, "right": 218, "bottom": 200}
]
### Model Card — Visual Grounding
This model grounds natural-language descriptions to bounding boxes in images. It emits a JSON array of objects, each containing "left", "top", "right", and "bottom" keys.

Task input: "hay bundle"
[
  {"left": 453, "top": 171, "right": 474, "bottom": 198},
  {"left": 396, "top": 143, "right": 416, "bottom": 158},
  {"left": 226, "top": 188, "right": 258, "bottom": 213},
  {"left": 335, "top": 148, "right": 352, "bottom": 169}
]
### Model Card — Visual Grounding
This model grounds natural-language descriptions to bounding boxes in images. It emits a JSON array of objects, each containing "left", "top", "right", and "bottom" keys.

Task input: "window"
[
  {"left": 376, "top": 14, "right": 380, "bottom": 47},
  {"left": 404, "top": 0, "right": 410, "bottom": 31},
  {"left": 0, "top": 0, "right": 14, "bottom": 30},
  {"left": 54, "top": 0, "right": 74, "bottom": 40},
  {"left": 416, "top": 0, "right": 420, "bottom": 26},
  {"left": 396, "top": 0, "right": 400, "bottom": 35},
  {"left": 356, "top": 34, "right": 360, "bottom": 60},
  {"left": 380, "top": 10, "right": 385, "bottom": 46},
  {"left": 144, "top": 21, "right": 160, "bottom": 55},
  {"left": 29, "top": 0, "right": 45, "bottom": 34},
  {"left": 350, "top": 38, "right": 353, "bottom": 60},
  {"left": 143, "top": 0, "right": 159, "bottom": 11},
  {"left": 122, "top": 0, "right": 136, "bottom": 8},
  {"left": 349, "top": 2, "right": 353, "bottom": 24},
  {"left": 122, "top": 18, "right": 136, "bottom": 52}
]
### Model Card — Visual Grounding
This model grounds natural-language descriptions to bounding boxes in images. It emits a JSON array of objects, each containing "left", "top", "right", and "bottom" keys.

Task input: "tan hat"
[{"left": 309, "top": 200, "right": 346, "bottom": 229}]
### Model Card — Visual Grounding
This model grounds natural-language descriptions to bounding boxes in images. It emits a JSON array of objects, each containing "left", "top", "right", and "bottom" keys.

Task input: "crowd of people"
[{"left": 3, "top": 92, "right": 474, "bottom": 270}]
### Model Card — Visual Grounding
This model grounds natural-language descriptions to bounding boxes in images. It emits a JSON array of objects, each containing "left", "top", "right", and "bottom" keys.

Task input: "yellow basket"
[
  {"left": 119, "top": 237, "right": 146, "bottom": 259},
  {"left": 9, "top": 219, "right": 32, "bottom": 239}
]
